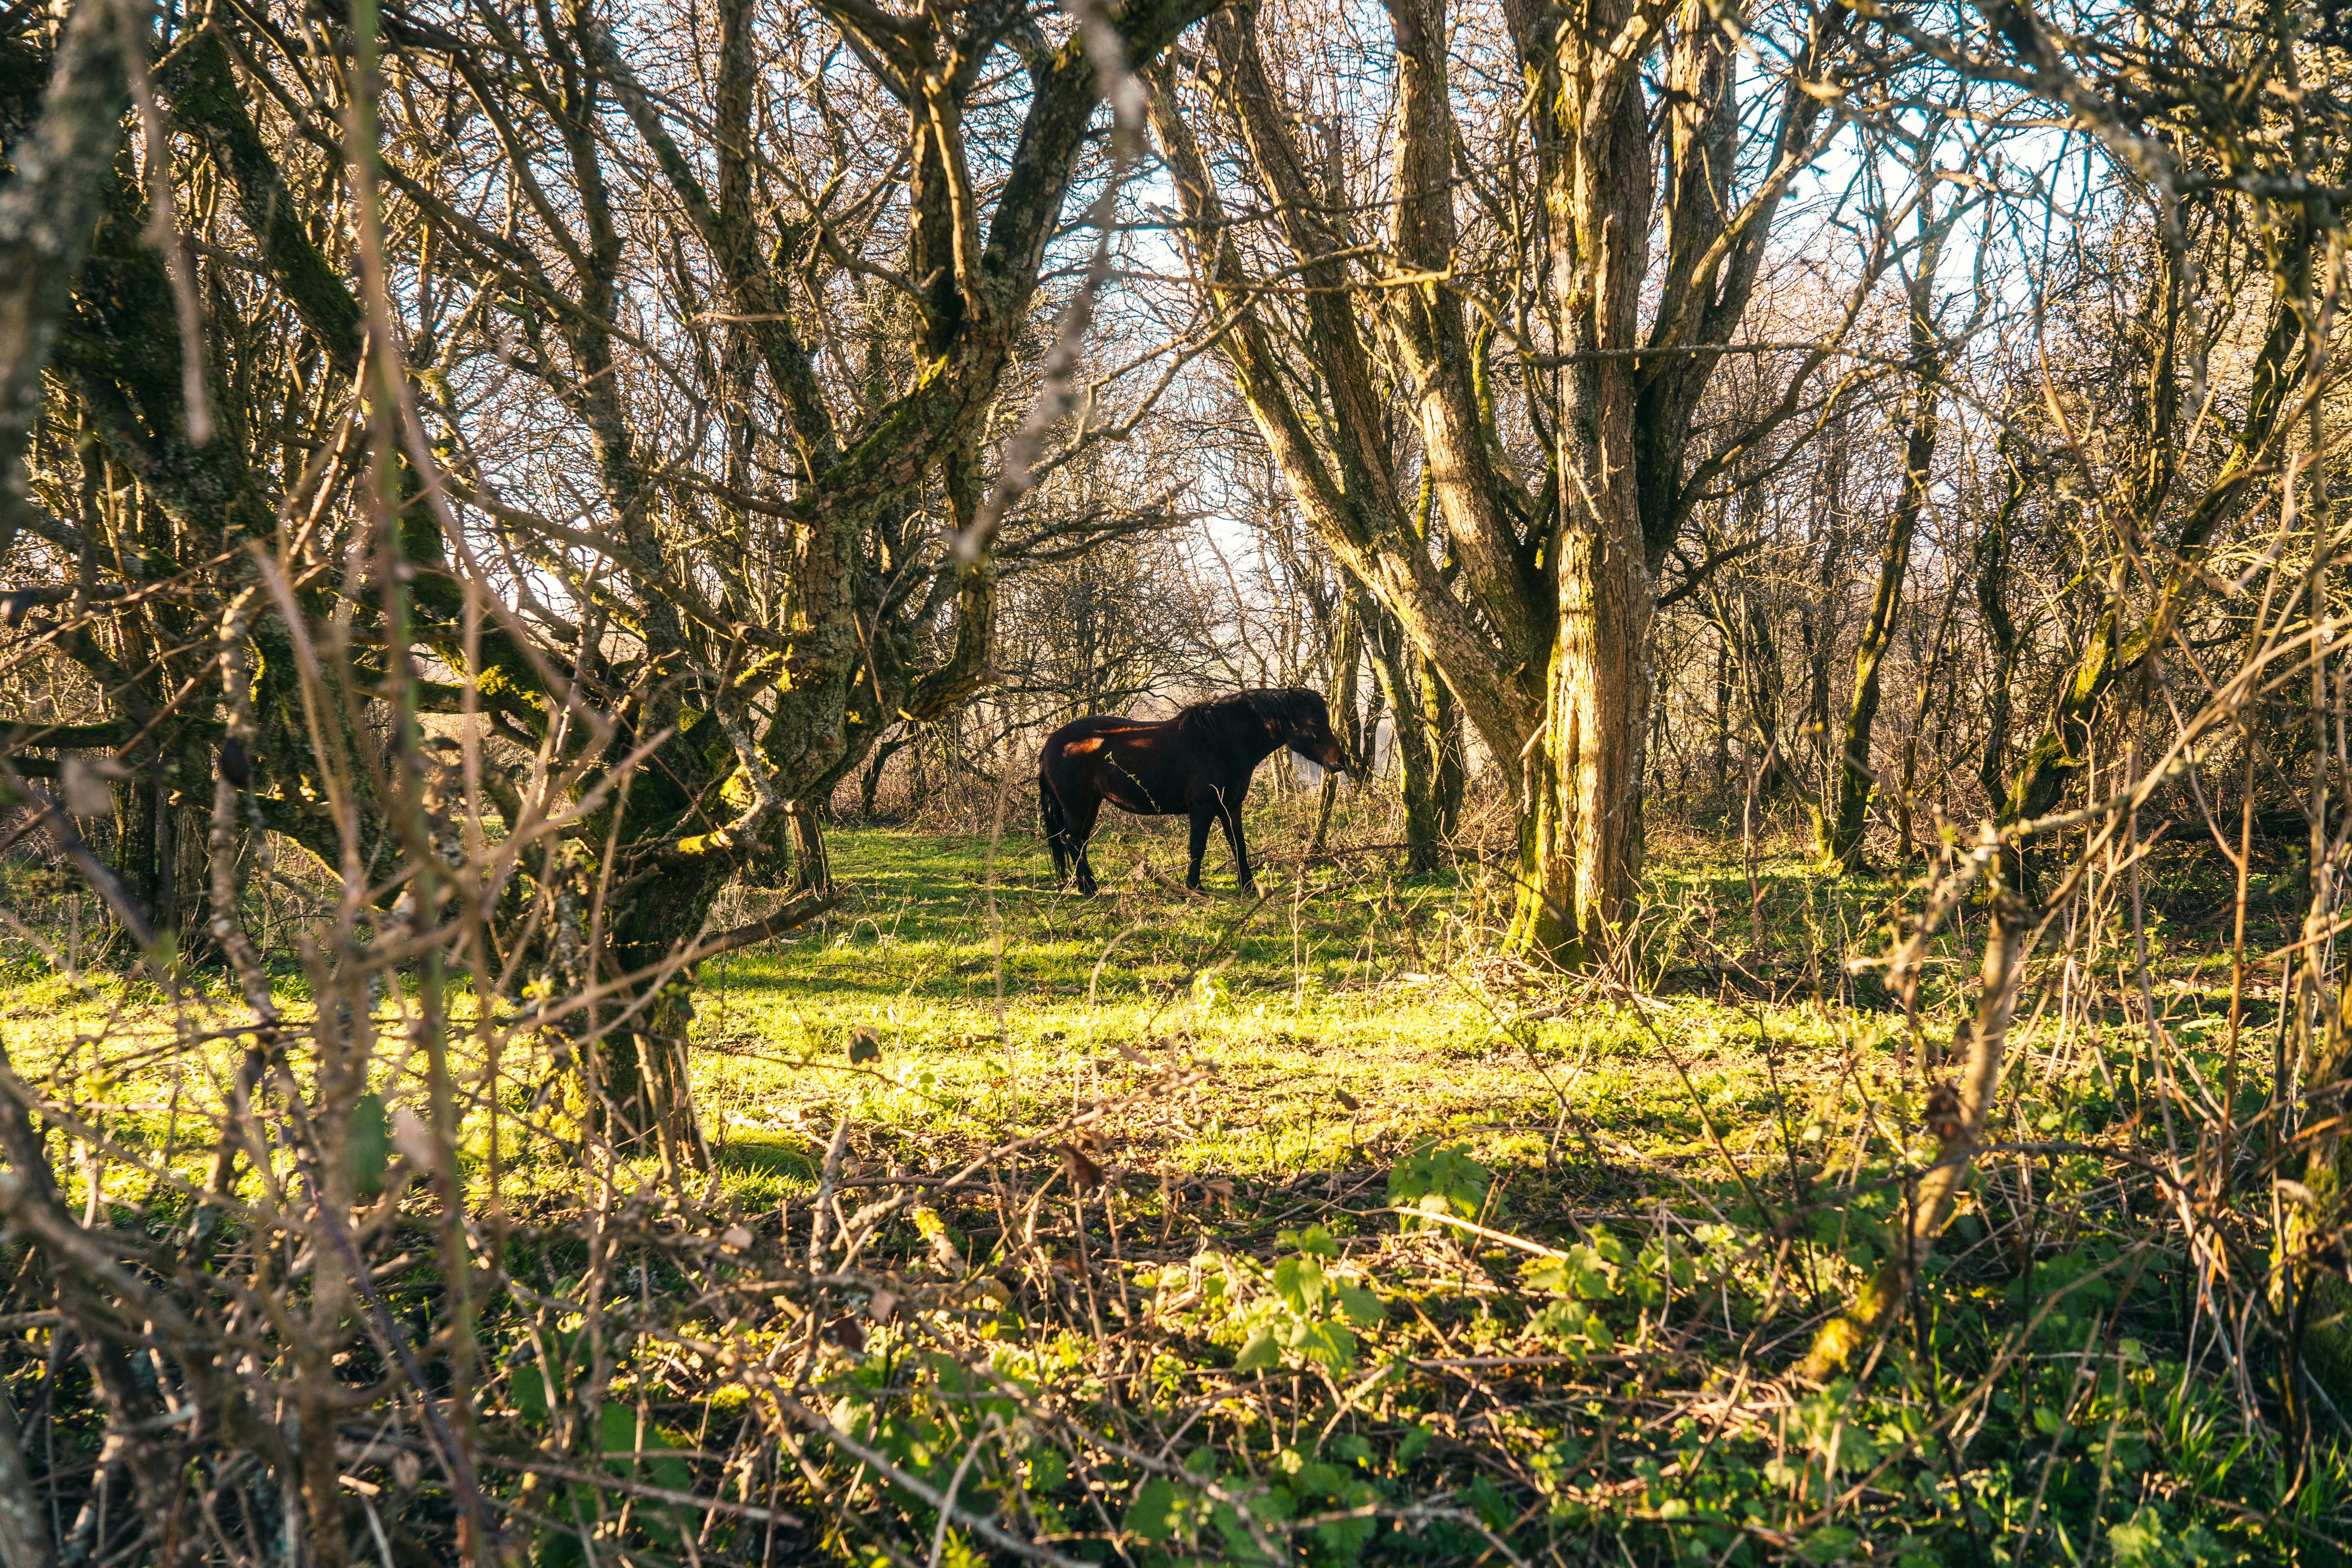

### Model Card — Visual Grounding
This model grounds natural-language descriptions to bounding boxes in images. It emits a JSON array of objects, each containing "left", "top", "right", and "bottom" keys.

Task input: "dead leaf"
[
  {"left": 59, "top": 757, "right": 111, "bottom": 818},
  {"left": 868, "top": 1289, "right": 898, "bottom": 1322},
  {"left": 720, "top": 1225, "right": 754, "bottom": 1251},
  {"left": 846, "top": 1027, "right": 882, "bottom": 1064},
  {"left": 826, "top": 1315, "right": 867, "bottom": 1352},
  {"left": 2278, "top": 1179, "right": 2322, "bottom": 1210},
  {"left": 1922, "top": 1081, "right": 1965, "bottom": 1144},
  {"left": 1334, "top": 1087, "right": 1360, "bottom": 1112},
  {"left": 391, "top": 1108, "right": 439, "bottom": 1174},
  {"left": 1062, "top": 1143, "right": 1105, "bottom": 1192}
]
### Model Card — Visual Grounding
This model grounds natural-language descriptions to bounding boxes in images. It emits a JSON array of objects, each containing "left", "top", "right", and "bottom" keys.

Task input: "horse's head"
[{"left": 1260, "top": 688, "right": 1348, "bottom": 773}]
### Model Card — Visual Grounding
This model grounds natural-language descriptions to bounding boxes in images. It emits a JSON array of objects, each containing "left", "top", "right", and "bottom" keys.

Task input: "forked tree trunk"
[{"left": 1506, "top": 0, "right": 1655, "bottom": 963}]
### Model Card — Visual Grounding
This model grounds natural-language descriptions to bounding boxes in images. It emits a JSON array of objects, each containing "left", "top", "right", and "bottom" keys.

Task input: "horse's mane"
[{"left": 1171, "top": 688, "right": 1313, "bottom": 740}]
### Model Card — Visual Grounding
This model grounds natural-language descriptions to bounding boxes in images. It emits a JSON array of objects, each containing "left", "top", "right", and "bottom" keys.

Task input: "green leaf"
[
  {"left": 1286, "top": 1223, "right": 1341, "bottom": 1258},
  {"left": 531, "top": 1492, "right": 590, "bottom": 1568},
  {"left": 1233, "top": 1330, "right": 1281, "bottom": 1371},
  {"left": 1388, "top": 1141, "right": 1491, "bottom": 1228},
  {"left": 1800, "top": 1526, "right": 1860, "bottom": 1562},
  {"left": 2107, "top": 1505, "right": 2227, "bottom": 1568},
  {"left": 1125, "top": 1478, "right": 1184, "bottom": 1542},
  {"left": 347, "top": 1093, "right": 393, "bottom": 1196},
  {"left": 1334, "top": 1282, "right": 1386, "bottom": 1327},
  {"left": 1521, "top": 1257, "right": 1569, "bottom": 1293},
  {"left": 1295, "top": 1319, "right": 1358, "bottom": 1372},
  {"left": 1273, "top": 1254, "right": 1325, "bottom": 1314},
  {"left": 1295, "top": 1461, "right": 1344, "bottom": 1496},
  {"left": 512, "top": 1366, "right": 550, "bottom": 1427},
  {"left": 1025, "top": 1446, "right": 1066, "bottom": 1492},
  {"left": 1394, "top": 1424, "right": 1434, "bottom": 1465}
]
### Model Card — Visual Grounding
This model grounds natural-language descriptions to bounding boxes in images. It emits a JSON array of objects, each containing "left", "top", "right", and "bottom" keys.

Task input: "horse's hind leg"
[
  {"left": 1069, "top": 797, "right": 1103, "bottom": 895},
  {"left": 1041, "top": 777, "right": 1071, "bottom": 883}
]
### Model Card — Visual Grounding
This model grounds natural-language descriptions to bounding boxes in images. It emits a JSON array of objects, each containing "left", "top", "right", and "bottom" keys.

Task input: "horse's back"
[
  {"left": 1043, "top": 714, "right": 1160, "bottom": 759},
  {"left": 1040, "top": 714, "right": 1194, "bottom": 814}
]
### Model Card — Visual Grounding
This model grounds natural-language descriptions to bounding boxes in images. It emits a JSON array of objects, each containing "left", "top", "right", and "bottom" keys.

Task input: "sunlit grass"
[{"left": 0, "top": 818, "right": 2279, "bottom": 1224}]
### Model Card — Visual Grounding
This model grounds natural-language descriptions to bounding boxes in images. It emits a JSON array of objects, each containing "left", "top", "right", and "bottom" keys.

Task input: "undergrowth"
[{"left": 0, "top": 816, "right": 2336, "bottom": 1566}]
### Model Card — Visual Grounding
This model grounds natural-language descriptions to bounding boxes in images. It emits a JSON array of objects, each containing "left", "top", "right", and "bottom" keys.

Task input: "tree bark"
[
  {"left": 1974, "top": 457, "right": 2029, "bottom": 816},
  {"left": 1820, "top": 204, "right": 1944, "bottom": 871},
  {"left": 0, "top": 0, "right": 131, "bottom": 561},
  {"left": 1364, "top": 604, "right": 1449, "bottom": 868},
  {"left": 1505, "top": 0, "right": 1658, "bottom": 961}
]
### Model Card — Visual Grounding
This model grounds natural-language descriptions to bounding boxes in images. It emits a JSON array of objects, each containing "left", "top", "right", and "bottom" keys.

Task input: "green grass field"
[
  {"left": 0, "top": 818, "right": 2332, "bottom": 1566},
  {"left": 681, "top": 825, "right": 1918, "bottom": 1209}
]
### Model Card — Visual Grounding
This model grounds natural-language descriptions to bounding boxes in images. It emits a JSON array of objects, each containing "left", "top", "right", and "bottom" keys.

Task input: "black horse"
[{"left": 1038, "top": 688, "right": 1348, "bottom": 894}]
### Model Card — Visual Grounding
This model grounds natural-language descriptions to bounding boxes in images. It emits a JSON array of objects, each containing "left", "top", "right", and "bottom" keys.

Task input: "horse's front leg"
[
  {"left": 1185, "top": 804, "right": 1216, "bottom": 890},
  {"left": 1220, "top": 804, "right": 1257, "bottom": 895}
]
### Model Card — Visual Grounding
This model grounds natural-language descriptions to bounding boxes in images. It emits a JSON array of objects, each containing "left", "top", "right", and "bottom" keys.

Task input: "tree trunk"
[
  {"left": 1711, "top": 633, "right": 1731, "bottom": 793},
  {"left": 1507, "top": 0, "right": 1656, "bottom": 963},
  {"left": 1365, "top": 604, "right": 1448, "bottom": 868},
  {"left": 1513, "top": 498, "right": 1654, "bottom": 961},
  {"left": 789, "top": 806, "right": 832, "bottom": 895},
  {"left": 2277, "top": 979, "right": 2352, "bottom": 1417},
  {"left": 1153, "top": 0, "right": 1848, "bottom": 964},
  {"left": 1819, "top": 194, "right": 1943, "bottom": 871},
  {"left": 1310, "top": 599, "right": 1362, "bottom": 856},
  {"left": 1975, "top": 458, "right": 2028, "bottom": 816},
  {"left": 1800, "top": 405, "right": 1850, "bottom": 798},
  {"left": 1895, "top": 571, "right": 1965, "bottom": 863},
  {"left": 1422, "top": 645, "right": 1465, "bottom": 846}
]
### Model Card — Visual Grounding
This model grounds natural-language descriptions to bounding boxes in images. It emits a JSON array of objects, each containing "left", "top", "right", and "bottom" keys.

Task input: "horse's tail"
[{"left": 1039, "top": 767, "right": 1070, "bottom": 881}]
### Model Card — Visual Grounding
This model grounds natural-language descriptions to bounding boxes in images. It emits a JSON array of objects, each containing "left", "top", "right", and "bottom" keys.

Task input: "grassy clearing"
[
  {"left": 684, "top": 827, "right": 1900, "bottom": 1201},
  {"left": 0, "top": 817, "right": 2335, "bottom": 1566}
]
